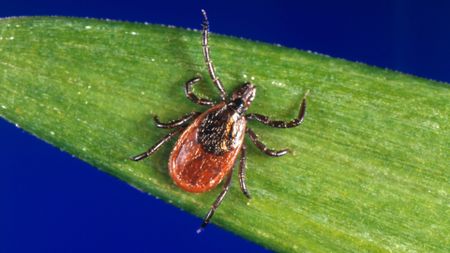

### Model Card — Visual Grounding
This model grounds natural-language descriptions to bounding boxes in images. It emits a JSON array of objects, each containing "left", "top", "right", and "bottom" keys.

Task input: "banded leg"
[
  {"left": 201, "top": 9, "right": 227, "bottom": 101},
  {"left": 130, "top": 127, "right": 184, "bottom": 161},
  {"left": 247, "top": 128, "right": 289, "bottom": 157},
  {"left": 239, "top": 144, "right": 251, "bottom": 199},
  {"left": 197, "top": 168, "right": 234, "bottom": 233},
  {"left": 184, "top": 77, "right": 215, "bottom": 106},
  {"left": 246, "top": 91, "right": 309, "bottom": 128},
  {"left": 154, "top": 112, "right": 200, "bottom": 129}
]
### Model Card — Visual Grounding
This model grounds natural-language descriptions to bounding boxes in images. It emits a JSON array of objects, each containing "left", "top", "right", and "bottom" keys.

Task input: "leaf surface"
[{"left": 0, "top": 17, "right": 448, "bottom": 252}]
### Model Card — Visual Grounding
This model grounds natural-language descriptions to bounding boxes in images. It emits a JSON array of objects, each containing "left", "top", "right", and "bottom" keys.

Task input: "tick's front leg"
[
  {"left": 246, "top": 91, "right": 308, "bottom": 128},
  {"left": 201, "top": 10, "right": 227, "bottom": 101},
  {"left": 247, "top": 128, "right": 288, "bottom": 157},
  {"left": 184, "top": 76, "right": 215, "bottom": 106}
]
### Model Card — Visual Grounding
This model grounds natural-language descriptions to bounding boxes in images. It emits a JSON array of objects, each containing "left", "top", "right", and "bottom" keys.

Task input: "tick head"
[{"left": 230, "top": 83, "right": 256, "bottom": 114}]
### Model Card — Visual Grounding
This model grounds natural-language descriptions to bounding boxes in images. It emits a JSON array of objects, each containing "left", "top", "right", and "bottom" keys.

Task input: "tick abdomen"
[{"left": 168, "top": 103, "right": 246, "bottom": 193}]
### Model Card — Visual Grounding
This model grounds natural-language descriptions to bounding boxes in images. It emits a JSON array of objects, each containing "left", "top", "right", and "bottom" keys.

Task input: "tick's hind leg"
[
  {"left": 239, "top": 144, "right": 251, "bottom": 199},
  {"left": 154, "top": 112, "right": 200, "bottom": 129},
  {"left": 130, "top": 127, "right": 184, "bottom": 161},
  {"left": 184, "top": 77, "right": 215, "bottom": 106},
  {"left": 247, "top": 128, "right": 289, "bottom": 157},
  {"left": 197, "top": 168, "right": 234, "bottom": 233},
  {"left": 246, "top": 91, "right": 309, "bottom": 128}
]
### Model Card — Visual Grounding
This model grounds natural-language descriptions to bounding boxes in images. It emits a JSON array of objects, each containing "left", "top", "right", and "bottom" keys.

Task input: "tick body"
[
  {"left": 131, "top": 10, "right": 308, "bottom": 232},
  {"left": 169, "top": 102, "right": 246, "bottom": 193}
]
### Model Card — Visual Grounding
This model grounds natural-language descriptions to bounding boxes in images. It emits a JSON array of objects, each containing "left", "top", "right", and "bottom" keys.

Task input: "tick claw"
[
  {"left": 130, "top": 154, "right": 144, "bottom": 161},
  {"left": 304, "top": 89, "right": 310, "bottom": 98}
]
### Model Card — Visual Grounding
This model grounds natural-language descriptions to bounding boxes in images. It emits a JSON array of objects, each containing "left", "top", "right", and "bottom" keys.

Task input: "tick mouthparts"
[{"left": 196, "top": 227, "right": 204, "bottom": 234}]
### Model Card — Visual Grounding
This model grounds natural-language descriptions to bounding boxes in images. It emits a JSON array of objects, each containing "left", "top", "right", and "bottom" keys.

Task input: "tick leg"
[
  {"left": 184, "top": 76, "right": 215, "bottom": 106},
  {"left": 246, "top": 91, "right": 309, "bottom": 128},
  {"left": 239, "top": 144, "right": 251, "bottom": 199},
  {"left": 154, "top": 112, "right": 200, "bottom": 129},
  {"left": 201, "top": 10, "right": 227, "bottom": 101},
  {"left": 197, "top": 168, "right": 234, "bottom": 233},
  {"left": 247, "top": 128, "right": 289, "bottom": 157},
  {"left": 130, "top": 127, "right": 184, "bottom": 161}
]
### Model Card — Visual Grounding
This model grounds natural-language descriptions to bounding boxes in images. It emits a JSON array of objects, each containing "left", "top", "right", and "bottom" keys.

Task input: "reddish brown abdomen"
[{"left": 168, "top": 103, "right": 245, "bottom": 193}]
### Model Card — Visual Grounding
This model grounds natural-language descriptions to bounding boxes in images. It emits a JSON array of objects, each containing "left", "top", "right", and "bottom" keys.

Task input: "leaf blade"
[{"left": 0, "top": 17, "right": 449, "bottom": 252}]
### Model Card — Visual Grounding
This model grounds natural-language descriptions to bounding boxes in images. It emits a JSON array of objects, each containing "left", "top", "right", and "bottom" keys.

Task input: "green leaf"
[{"left": 1, "top": 17, "right": 448, "bottom": 252}]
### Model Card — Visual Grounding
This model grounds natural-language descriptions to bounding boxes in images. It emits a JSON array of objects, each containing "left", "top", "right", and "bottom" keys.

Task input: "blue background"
[{"left": 1, "top": 1, "right": 449, "bottom": 252}]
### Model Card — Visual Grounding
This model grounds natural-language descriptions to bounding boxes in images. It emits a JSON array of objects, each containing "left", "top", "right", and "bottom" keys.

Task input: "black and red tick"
[{"left": 131, "top": 10, "right": 308, "bottom": 232}]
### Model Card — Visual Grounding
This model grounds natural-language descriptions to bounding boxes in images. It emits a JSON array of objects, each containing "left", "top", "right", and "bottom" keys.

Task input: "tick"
[{"left": 131, "top": 10, "right": 308, "bottom": 232}]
